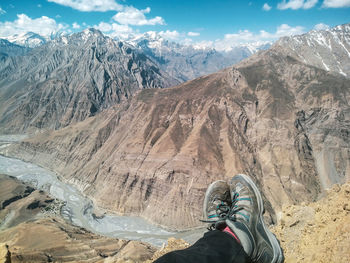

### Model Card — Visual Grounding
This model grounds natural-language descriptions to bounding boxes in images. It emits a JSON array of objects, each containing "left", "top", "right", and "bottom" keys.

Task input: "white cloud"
[
  {"left": 322, "top": 0, "right": 350, "bottom": 7},
  {"left": 48, "top": 0, "right": 165, "bottom": 30},
  {"left": 72, "top": 22, "right": 80, "bottom": 29},
  {"left": 38, "top": 4, "right": 42, "bottom": 8},
  {"left": 0, "top": 7, "right": 6, "bottom": 15},
  {"left": 303, "top": 0, "right": 319, "bottom": 8},
  {"left": 277, "top": 0, "right": 318, "bottom": 9},
  {"left": 274, "top": 23, "right": 305, "bottom": 37},
  {"left": 47, "top": 0, "right": 123, "bottom": 12},
  {"left": 112, "top": 7, "right": 164, "bottom": 26},
  {"left": 109, "top": 24, "right": 133, "bottom": 39},
  {"left": 158, "top": 30, "right": 180, "bottom": 40},
  {"left": 263, "top": 3, "right": 272, "bottom": 10},
  {"left": 188, "top": 32, "right": 200, "bottom": 37},
  {"left": 94, "top": 22, "right": 112, "bottom": 32},
  {"left": 0, "top": 14, "right": 66, "bottom": 37},
  {"left": 93, "top": 21, "right": 133, "bottom": 39},
  {"left": 314, "top": 23, "right": 330, "bottom": 30},
  {"left": 211, "top": 24, "right": 305, "bottom": 51}
]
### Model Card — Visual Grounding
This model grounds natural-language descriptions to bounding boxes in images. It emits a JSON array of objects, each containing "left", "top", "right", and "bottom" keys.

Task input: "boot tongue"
[
  {"left": 233, "top": 185, "right": 252, "bottom": 223},
  {"left": 235, "top": 198, "right": 251, "bottom": 223}
]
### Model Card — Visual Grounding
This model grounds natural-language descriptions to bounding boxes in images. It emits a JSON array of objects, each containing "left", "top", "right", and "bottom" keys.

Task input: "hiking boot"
[
  {"left": 202, "top": 180, "right": 231, "bottom": 230},
  {"left": 226, "top": 174, "right": 284, "bottom": 263}
]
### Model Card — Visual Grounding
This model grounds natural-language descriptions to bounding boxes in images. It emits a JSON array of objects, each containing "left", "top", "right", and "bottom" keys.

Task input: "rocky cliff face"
[
  {"left": 0, "top": 39, "right": 30, "bottom": 57},
  {"left": 0, "top": 39, "right": 29, "bottom": 82},
  {"left": 4, "top": 42, "right": 349, "bottom": 230},
  {"left": 275, "top": 23, "right": 350, "bottom": 77},
  {"left": 0, "top": 28, "right": 178, "bottom": 133}
]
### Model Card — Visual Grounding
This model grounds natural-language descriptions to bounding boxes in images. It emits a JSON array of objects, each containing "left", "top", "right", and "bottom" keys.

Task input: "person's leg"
[
  {"left": 154, "top": 180, "right": 252, "bottom": 263},
  {"left": 154, "top": 230, "right": 252, "bottom": 263},
  {"left": 154, "top": 176, "right": 284, "bottom": 263}
]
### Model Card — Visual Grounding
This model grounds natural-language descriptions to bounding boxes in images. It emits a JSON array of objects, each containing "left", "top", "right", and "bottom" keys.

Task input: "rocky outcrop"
[
  {"left": 4, "top": 43, "right": 350, "bottom": 230},
  {"left": 0, "top": 243, "right": 11, "bottom": 263},
  {"left": 273, "top": 182, "right": 350, "bottom": 262},
  {"left": 1, "top": 220, "right": 156, "bottom": 263},
  {"left": 0, "top": 28, "right": 178, "bottom": 133}
]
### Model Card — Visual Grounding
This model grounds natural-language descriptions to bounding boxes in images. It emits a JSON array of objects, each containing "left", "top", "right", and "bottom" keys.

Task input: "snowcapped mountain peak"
[
  {"left": 143, "top": 31, "right": 161, "bottom": 41},
  {"left": 76, "top": 28, "right": 105, "bottom": 42},
  {"left": 49, "top": 29, "right": 111, "bottom": 49},
  {"left": 335, "top": 23, "right": 350, "bottom": 32},
  {"left": 82, "top": 28, "right": 103, "bottom": 36},
  {"left": 3, "top": 32, "right": 47, "bottom": 48},
  {"left": 237, "top": 41, "right": 272, "bottom": 54},
  {"left": 127, "top": 32, "right": 166, "bottom": 49}
]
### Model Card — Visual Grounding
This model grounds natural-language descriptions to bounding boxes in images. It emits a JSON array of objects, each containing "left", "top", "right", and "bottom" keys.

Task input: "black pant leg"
[{"left": 154, "top": 230, "right": 252, "bottom": 263}]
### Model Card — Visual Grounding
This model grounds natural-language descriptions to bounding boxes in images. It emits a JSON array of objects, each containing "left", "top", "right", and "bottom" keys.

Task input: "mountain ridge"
[
  {"left": 1, "top": 29, "right": 272, "bottom": 83},
  {"left": 274, "top": 22, "right": 350, "bottom": 77},
  {"left": 126, "top": 32, "right": 271, "bottom": 82},
  {"left": 0, "top": 28, "right": 178, "bottom": 133}
]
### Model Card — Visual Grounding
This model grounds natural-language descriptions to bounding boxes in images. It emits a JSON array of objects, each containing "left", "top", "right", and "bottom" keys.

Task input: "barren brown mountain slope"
[{"left": 3, "top": 46, "right": 350, "bottom": 230}]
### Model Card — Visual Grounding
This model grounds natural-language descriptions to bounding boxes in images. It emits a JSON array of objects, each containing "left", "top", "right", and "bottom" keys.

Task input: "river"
[{"left": 0, "top": 135, "right": 205, "bottom": 247}]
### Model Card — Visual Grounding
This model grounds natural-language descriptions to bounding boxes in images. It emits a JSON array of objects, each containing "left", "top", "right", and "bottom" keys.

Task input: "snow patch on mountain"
[
  {"left": 3, "top": 32, "right": 48, "bottom": 48},
  {"left": 275, "top": 23, "right": 350, "bottom": 77}
]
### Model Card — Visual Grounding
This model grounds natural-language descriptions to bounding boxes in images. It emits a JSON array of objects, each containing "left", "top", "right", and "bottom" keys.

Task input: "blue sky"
[{"left": 0, "top": 0, "right": 349, "bottom": 50}]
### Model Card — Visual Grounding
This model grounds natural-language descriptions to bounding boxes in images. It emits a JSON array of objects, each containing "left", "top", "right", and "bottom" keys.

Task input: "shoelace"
[{"left": 200, "top": 192, "right": 244, "bottom": 229}]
